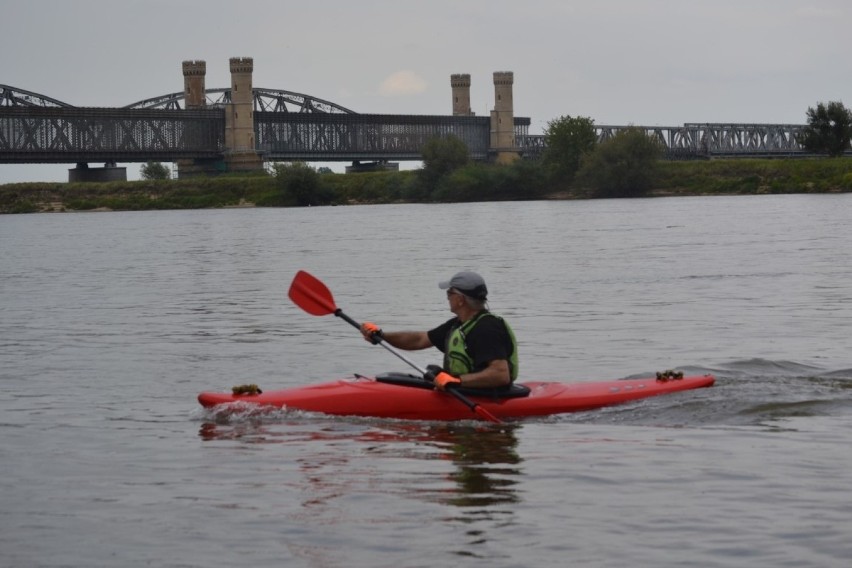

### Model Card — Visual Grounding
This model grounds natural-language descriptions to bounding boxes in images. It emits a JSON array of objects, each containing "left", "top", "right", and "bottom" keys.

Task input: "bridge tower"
[
  {"left": 175, "top": 60, "right": 210, "bottom": 178},
  {"left": 451, "top": 74, "right": 473, "bottom": 116},
  {"left": 490, "top": 71, "right": 519, "bottom": 164},
  {"left": 224, "top": 57, "right": 263, "bottom": 172},
  {"left": 182, "top": 60, "right": 206, "bottom": 109}
]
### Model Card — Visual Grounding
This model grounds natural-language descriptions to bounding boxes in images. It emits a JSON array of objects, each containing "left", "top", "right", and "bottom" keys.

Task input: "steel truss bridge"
[
  {"left": 519, "top": 123, "right": 815, "bottom": 159},
  {"left": 0, "top": 84, "right": 821, "bottom": 164},
  {"left": 0, "top": 84, "right": 528, "bottom": 163}
]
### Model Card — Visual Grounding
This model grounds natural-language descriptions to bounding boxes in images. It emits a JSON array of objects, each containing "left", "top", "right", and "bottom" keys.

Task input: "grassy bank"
[
  {"left": 0, "top": 175, "right": 278, "bottom": 214},
  {"left": 2, "top": 158, "right": 851, "bottom": 214},
  {"left": 652, "top": 158, "right": 852, "bottom": 197}
]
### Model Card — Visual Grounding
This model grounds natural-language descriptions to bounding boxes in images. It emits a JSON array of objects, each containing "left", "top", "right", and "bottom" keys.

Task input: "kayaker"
[{"left": 360, "top": 271, "right": 518, "bottom": 392}]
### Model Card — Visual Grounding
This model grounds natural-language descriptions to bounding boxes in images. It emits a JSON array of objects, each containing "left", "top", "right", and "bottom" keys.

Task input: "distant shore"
[{"left": 2, "top": 158, "right": 851, "bottom": 214}]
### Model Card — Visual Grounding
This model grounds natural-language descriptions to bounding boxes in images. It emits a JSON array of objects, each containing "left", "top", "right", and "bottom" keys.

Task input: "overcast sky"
[{"left": 2, "top": 0, "right": 850, "bottom": 182}]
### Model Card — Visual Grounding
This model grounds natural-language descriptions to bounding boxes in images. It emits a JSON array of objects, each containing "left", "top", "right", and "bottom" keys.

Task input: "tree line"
[{"left": 139, "top": 100, "right": 852, "bottom": 203}]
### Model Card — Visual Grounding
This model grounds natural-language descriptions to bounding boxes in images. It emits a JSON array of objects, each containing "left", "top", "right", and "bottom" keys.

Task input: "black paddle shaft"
[{"left": 334, "top": 308, "right": 362, "bottom": 331}]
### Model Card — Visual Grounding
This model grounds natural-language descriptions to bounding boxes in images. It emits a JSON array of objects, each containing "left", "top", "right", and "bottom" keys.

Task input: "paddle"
[{"left": 287, "top": 270, "right": 503, "bottom": 424}]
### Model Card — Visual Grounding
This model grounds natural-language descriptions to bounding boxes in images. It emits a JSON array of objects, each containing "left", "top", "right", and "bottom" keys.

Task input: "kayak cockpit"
[{"left": 373, "top": 372, "right": 532, "bottom": 399}]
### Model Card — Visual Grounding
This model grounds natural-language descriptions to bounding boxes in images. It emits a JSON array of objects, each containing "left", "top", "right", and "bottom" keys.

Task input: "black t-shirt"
[{"left": 427, "top": 312, "right": 514, "bottom": 373}]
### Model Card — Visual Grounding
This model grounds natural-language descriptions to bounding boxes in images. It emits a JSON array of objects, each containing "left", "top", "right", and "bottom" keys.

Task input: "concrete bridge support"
[{"left": 68, "top": 162, "right": 126, "bottom": 182}]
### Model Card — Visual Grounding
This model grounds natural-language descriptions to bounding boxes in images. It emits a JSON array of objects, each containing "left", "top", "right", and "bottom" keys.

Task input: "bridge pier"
[
  {"left": 224, "top": 57, "right": 263, "bottom": 173},
  {"left": 345, "top": 160, "right": 400, "bottom": 173},
  {"left": 176, "top": 60, "right": 215, "bottom": 178},
  {"left": 68, "top": 162, "right": 126, "bottom": 183},
  {"left": 489, "top": 71, "right": 520, "bottom": 164},
  {"left": 451, "top": 71, "right": 521, "bottom": 163},
  {"left": 175, "top": 57, "right": 263, "bottom": 178}
]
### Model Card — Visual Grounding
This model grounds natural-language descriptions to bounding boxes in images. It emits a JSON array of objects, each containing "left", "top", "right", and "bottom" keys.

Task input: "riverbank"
[{"left": 2, "top": 158, "right": 851, "bottom": 214}]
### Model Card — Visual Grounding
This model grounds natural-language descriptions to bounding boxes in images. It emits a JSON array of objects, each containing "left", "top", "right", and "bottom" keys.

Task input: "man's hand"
[
  {"left": 433, "top": 371, "right": 462, "bottom": 391},
  {"left": 360, "top": 322, "right": 383, "bottom": 344}
]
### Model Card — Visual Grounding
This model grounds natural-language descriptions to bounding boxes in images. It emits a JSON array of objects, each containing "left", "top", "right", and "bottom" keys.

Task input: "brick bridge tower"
[
  {"left": 175, "top": 60, "right": 208, "bottom": 178},
  {"left": 182, "top": 60, "right": 206, "bottom": 109},
  {"left": 490, "top": 71, "right": 519, "bottom": 164},
  {"left": 451, "top": 73, "right": 473, "bottom": 116},
  {"left": 224, "top": 57, "right": 263, "bottom": 172},
  {"left": 451, "top": 71, "right": 520, "bottom": 163}
]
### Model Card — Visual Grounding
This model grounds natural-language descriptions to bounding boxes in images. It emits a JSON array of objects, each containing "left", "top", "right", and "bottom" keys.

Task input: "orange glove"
[
  {"left": 360, "top": 321, "right": 383, "bottom": 344},
  {"left": 434, "top": 371, "right": 462, "bottom": 391}
]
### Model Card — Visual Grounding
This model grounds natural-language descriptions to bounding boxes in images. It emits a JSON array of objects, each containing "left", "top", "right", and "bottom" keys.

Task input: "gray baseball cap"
[{"left": 438, "top": 271, "right": 488, "bottom": 300}]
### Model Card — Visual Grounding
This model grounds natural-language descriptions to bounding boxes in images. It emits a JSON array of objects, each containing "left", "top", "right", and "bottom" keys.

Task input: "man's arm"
[{"left": 458, "top": 358, "right": 511, "bottom": 388}]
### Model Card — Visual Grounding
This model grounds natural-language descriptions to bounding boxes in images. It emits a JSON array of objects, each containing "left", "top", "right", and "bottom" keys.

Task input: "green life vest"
[{"left": 443, "top": 312, "right": 519, "bottom": 381}]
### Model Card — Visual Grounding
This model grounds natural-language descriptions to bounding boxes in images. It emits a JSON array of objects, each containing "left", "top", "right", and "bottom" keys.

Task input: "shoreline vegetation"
[{"left": 2, "top": 158, "right": 851, "bottom": 214}]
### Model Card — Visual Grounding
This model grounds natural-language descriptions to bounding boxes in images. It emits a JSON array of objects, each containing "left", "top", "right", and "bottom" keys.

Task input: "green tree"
[
  {"left": 542, "top": 115, "right": 597, "bottom": 184},
  {"left": 799, "top": 101, "right": 852, "bottom": 157},
  {"left": 273, "top": 162, "right": 330, "bottom": 206},
  {"left": 420, "top": 135, "right": 470, "bottom": 188},
  {"left": 577, "top": 127, "right": 664, "bottom": 197},
  {"left": 140, "top": 161, "right": 170, "bottom": 180}
]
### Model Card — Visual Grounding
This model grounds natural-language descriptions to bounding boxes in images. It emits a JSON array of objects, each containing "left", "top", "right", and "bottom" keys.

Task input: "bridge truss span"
[
  {"left": 519, "top": 123, "right": 817, "bottom": 159},
  {"left": 125, "top": 88, "right": 356, "bottom": 114},
  {"left": 1, "top": 84, "right": 73, "bottom": 108},
  {"left": 256, "top": 114, "right": 529, "bottom": 161},
  {"left": 681, "top": 123, "right": 806, "bottom": 156},
  {"left": 0, "top": 107, "right": 224, "bottom": 163},
  {"left": 597, "top": 123, "right": 808, "bottom": 157}
]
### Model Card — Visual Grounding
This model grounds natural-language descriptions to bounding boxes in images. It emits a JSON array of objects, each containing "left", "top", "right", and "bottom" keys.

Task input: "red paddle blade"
[{"left": 288, "top": 270, "right": 338, "bottom": 316}]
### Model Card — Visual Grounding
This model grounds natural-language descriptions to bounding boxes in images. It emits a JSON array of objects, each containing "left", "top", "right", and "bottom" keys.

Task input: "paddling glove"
[
  {"left": 361, "top": 321, "right": 383, "bottom": 344},
  {"left": 434, "top": 372, "right": 462, "bottom": 391}
]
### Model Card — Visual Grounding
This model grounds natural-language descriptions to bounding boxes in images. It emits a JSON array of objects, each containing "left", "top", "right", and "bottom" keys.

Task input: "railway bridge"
[
  {"left": 0, "top": 57, "right": 821, "bottom": 181},
  {"left": 0, "top": 58, "right": 524, "bottom": 181}
]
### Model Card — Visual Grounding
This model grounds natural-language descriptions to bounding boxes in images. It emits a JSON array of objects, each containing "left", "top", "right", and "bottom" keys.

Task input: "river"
[{"left": 1, "top": 195, "right": 851, "bottom": 567}]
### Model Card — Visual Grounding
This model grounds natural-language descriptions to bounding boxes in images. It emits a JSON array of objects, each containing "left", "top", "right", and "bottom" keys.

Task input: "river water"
[{"left": 2, "top": 195, "right": 851, "bottom": 567}]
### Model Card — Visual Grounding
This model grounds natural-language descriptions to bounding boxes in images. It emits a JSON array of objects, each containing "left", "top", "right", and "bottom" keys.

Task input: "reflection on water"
[
  {"left": 199, "top": 416, "right": 523, "bottom": 513},
  {"left": 426, "top": 424, "right": 522, "bottom": 508}
]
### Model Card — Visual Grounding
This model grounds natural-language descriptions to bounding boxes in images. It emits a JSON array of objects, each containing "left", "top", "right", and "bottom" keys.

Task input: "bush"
[
  {"left": 420, "top": 135, "right": 470, "bottom": 189},
  {"left": 497, "top": 159, "right": 550, "bottom": 200},
  {"left": 432, "top": 159, "right": 550, "bottom": 202},
  {"left": 577, "top": 128, "right": 664, "bottom": 197},
  {"left": 272, "top": 162, "right": 333, "bottom": 206},
  {"left": 140, "top": 161, "right": 171, "bottom": 180}
]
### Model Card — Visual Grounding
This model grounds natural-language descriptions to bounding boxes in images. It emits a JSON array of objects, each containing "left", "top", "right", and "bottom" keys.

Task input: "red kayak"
[
  {"left": 198, "top": 372, "right": 716, "bottom": 421},
  {"left": 200, "top": 271, "right": 715, "bottom": 422}
]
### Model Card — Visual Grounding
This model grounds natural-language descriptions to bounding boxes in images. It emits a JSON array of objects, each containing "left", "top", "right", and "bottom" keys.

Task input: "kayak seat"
[{"left": 375, "top": 372, "right": 531, "bottom": 399}]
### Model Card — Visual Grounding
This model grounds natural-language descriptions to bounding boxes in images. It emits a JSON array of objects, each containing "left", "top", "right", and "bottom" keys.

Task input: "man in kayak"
[{"left": 360, "top": 271, "right": 518, "bottom": 392}]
